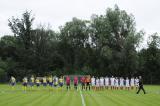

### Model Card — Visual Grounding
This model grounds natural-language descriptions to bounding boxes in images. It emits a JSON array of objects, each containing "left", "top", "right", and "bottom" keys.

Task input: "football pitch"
[{"left": 0, "top": 84, "right": 160, "bottom": 106}]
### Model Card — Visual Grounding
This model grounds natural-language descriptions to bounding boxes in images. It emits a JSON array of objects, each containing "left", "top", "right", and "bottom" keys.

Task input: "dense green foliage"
[
  {"left": 0, "top": 84, "right": 160, "bottom": 106},
  {"left": 0, "top": 5, "right": 160, "bottom": 83}
]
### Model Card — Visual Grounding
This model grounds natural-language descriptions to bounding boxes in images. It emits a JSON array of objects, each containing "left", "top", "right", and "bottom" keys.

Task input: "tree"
[
  {"left": 59, "top": 17, "right": 90, "bottom": 74},
  {"left": 8, "top": 11, "right": 34, "bottom": 50},
  {"left": 89, "top": 5, "right": 142, "bottom": 76},
  {"left": 139, "top": 33, "right": 160, "bottom": 84}
]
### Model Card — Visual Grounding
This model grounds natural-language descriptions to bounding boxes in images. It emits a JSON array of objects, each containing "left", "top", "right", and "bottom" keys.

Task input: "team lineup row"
[{"left": 10, "top": 76, "right": 140, "bottom": 90}]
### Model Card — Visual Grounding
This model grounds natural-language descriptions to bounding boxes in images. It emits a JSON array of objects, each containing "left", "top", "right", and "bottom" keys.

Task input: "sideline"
[{"left": 79, "top": 87, "right": 86, "bottom": 106}]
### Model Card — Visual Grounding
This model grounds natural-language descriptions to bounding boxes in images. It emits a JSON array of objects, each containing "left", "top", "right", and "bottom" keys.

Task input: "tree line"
[{"left": 0, "top": 5, "right": 160, "bottom": 84}]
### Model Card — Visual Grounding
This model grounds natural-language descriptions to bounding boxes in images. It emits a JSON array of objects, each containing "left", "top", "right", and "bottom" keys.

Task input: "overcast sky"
[{"left": 0, "top": 0, "right": 160, "bottom": 47}]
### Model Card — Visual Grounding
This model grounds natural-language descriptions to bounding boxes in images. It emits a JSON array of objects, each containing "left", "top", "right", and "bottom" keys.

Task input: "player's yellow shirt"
[
  {"left": 49, "top": 77, "right": 52, "bottom": 83},
  {"left": 23, "top": 78, "right": 28, "bottom": 83},
  {"left": 59, "top": 78, "right": 63, "bottom": 83},
  {"left": 31, "top": 77, "right": 34, "bottom": 83},
  {"left": 36, "top": 79, "right": 40, "bottom": 83},
  {"left": 43, "top": 78, "right": 47, "bottom": 83}
]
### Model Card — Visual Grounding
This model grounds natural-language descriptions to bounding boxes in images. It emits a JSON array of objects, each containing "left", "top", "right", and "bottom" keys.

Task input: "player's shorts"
[
  {"left": 131, "top": 83, "right": 134, "bottom": 86},
  {"left": 86, "top": 82, "right": 90, "bottom": 86},
  {"left": 59, "top": 83, "right": 63, "bottom": 87},
  {"left": 49, "top": 82, "right": 53, "bottom": 86},
  {"left": 81, "top": 82, "right": 85, "bottom": 86},
  {"left": 115, "top": 84, "right": 119, "bottom": 87},
  {"left": 105, "top": 83, "right": 109, "bottom": 86},
  {"left": 30, "top": 82, "right": 34, "bottom": 86},
  {"left": 43, "top": 83, "right": 47, "bottom": 86},
  {"left": 23, "top": 82, "right": 27, "bottom": 86},
  {"left": 100, "top": 83, "right": 104, "bottom": 86},
  {"left": 36, "top": 83, "right": 40, "bottom": 87},
  {"left": 96, "top": 83, "right": 99, "bottom": 87},
  {"left": 126, "top": 84, "right": 130, "bottom": 87},
  {"left": 67, "top": 83, "right": 70, "bottom": 86},
  {"left": 11, "top": 82, "right": 16, "bottom": 86},
  {"left": 74, "top": 83, "right": 78, "bottom": 86},
  {"left": 120, "top": 83, "right": 124, "bottom": 87},
  {"left": 91, "top": 82, "right": 95, "bottom": 86},
  {"left": 111, "top": 82, "right": 114, "bottom": 86}
]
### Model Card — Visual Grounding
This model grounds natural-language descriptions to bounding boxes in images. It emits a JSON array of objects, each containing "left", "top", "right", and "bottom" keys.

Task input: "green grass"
[{"left": 0, "top": 84, "right": 160, "bottom": 106}]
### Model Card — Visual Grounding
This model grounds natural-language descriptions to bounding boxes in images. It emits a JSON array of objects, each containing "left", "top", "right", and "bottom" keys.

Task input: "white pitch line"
[{"left": 79, "top": 88, "right": 86, "bottom": 106}]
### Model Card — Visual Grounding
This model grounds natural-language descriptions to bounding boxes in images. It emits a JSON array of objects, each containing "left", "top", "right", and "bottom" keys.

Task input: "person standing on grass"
[
  {"left": 96, "top": 77, "right": 100, "bottom": 91},
  {"left": 53, "top": 76, "right": 58, "bottom": 88},
  {"left": 115, "top": 77, "right": 119, "bottom": 90},
  {"left": 48, "top": 76, "right": 53, "bottom": 87},
  {"left": 130, "top": 77, "right": 135, "bottom": 90},
  {"left": 136, "top": 76, "right": 146, "bottom": 94},
  {"left": 30, "top": 75, "right": 35, "bottom": 89},
  {"left": 91, "top": 76, "right": 96, "bottom": 90},
  {"left": 85, "top": 75, "right": 91, "bottom": 91},
  {"left": 35, "top": 78, "right": 40, "bottom": 87},
  {"left": 81, "top": 76, "right": 85, "bottom": 91},
  {"left": 120, "top": 77, "right": 124, "bottom": 90},
  {"left": 135, "top": 77, "right": 139, "bottom": 90},
  {"left": 10, "top": 76, "right": 16, "bottom": 90},
  {"left": 22, "top": 77, "right": 28, "bottom": 92},
  {"left": 74, "top": 76, "right": 78, "bottom": 91},
  {"left": 110, "top": 76, "right": 115, "bottom": 90},
  {"left": 43, "top": 76, "right": 47, "bottom": 87},
  {"left": 100, "top": 77, "right": 104, "bottom": 90},
  {"left": 59, "top": 76, "right": 64, "bottom": 89},
  {"left": 66, "top": 76, "right": 71, "bottom": 91},
  {"left": 105, "top": 76, "right": 109, "bottom": 89},
  {"left": 125, "top": 77, "right": 130, "bottom": 90}
]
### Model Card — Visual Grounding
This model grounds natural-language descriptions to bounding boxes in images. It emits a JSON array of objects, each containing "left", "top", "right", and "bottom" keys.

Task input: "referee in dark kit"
[{"left": 136, "top": 76, "right": 146, "bottom": 94}]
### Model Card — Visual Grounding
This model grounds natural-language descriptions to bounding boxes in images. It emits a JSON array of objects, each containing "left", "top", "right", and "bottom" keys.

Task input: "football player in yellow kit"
[
  {"left": 22, "top": 77, "right": 28, "bottom": 92},
  {"left": 30, "top": 75, "right": 35, "bottom": 90}
]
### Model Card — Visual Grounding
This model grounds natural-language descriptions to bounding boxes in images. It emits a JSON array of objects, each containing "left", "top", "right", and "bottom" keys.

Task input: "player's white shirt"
[
  {"left": 130, "top": 78, "right": 135, "bottom": 86},
  {"left": 11, "top": 77, "right": 16, "bottom": 83},
  {"left": 111, "top": 77, "right": 115, "bottom": 86},
  {"left": 105, "top": 77, "right": 109, "bottom": 86},
  {"left": 135, "top": 78, "right": 139, "bottom": 86},
  {"left": 126, "top": 79, "right": 130, "bottom": 87},
  {"left": 100, "top": 78, "right": 104, "bottom": 86},
  {"left": 96, "top": 79, "right": 100, "bottom": 86},
  {"left": 56, "top": 77, "right": 58, "bottom": 83},
  {"left": 53, "top": 77, "right": 58, "bottom": 84},
  {"left": 120, "top": 78, "right": 124, "bottom": 87},
  {"left": 115, "top": 79, "right": 119, "bottom": 87},
  {"left": 91, "top": 77, "right": 95, "bottom": 86}
]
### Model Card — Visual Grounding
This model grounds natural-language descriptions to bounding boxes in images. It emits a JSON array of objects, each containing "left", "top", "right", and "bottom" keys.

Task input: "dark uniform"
[{"left": 136, "top": 78, "right": 146, "bottom": 94}]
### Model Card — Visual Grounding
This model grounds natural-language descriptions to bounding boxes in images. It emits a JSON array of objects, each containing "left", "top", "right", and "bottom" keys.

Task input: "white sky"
[{"left": 0, "top": 0, "right": 160, "bottom": 47}]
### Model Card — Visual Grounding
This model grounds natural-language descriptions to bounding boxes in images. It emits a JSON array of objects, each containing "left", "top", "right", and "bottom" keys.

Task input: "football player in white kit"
[
  {"left": 91, "top": 76, "right": 96, "bottom": 90},
  {"left": 125, "top": 77, "right": 130, "bottom": 90},
  {"left": 115, "top": 77, "right": 119, "bottom": 90},
  {"left": 135, "top": 77, "right": 139, "bottom": 90},
  {"left": 110, "top": 76, "right": 115, "bottom": 90},
  {"left": 120, "top": 77, "right": 124, "bottom": 90},
  {"left": 100, "top": 77, "right": 104, "bottom": 90},
  {"left": 105, "top": 76, "right": 109, "bottom": 89},
  {"left": 130, "top": 77, "right": 135, "bottom": 90},
  {"left": 96, "top": 77, "right": 100, "bottom": 91}
]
